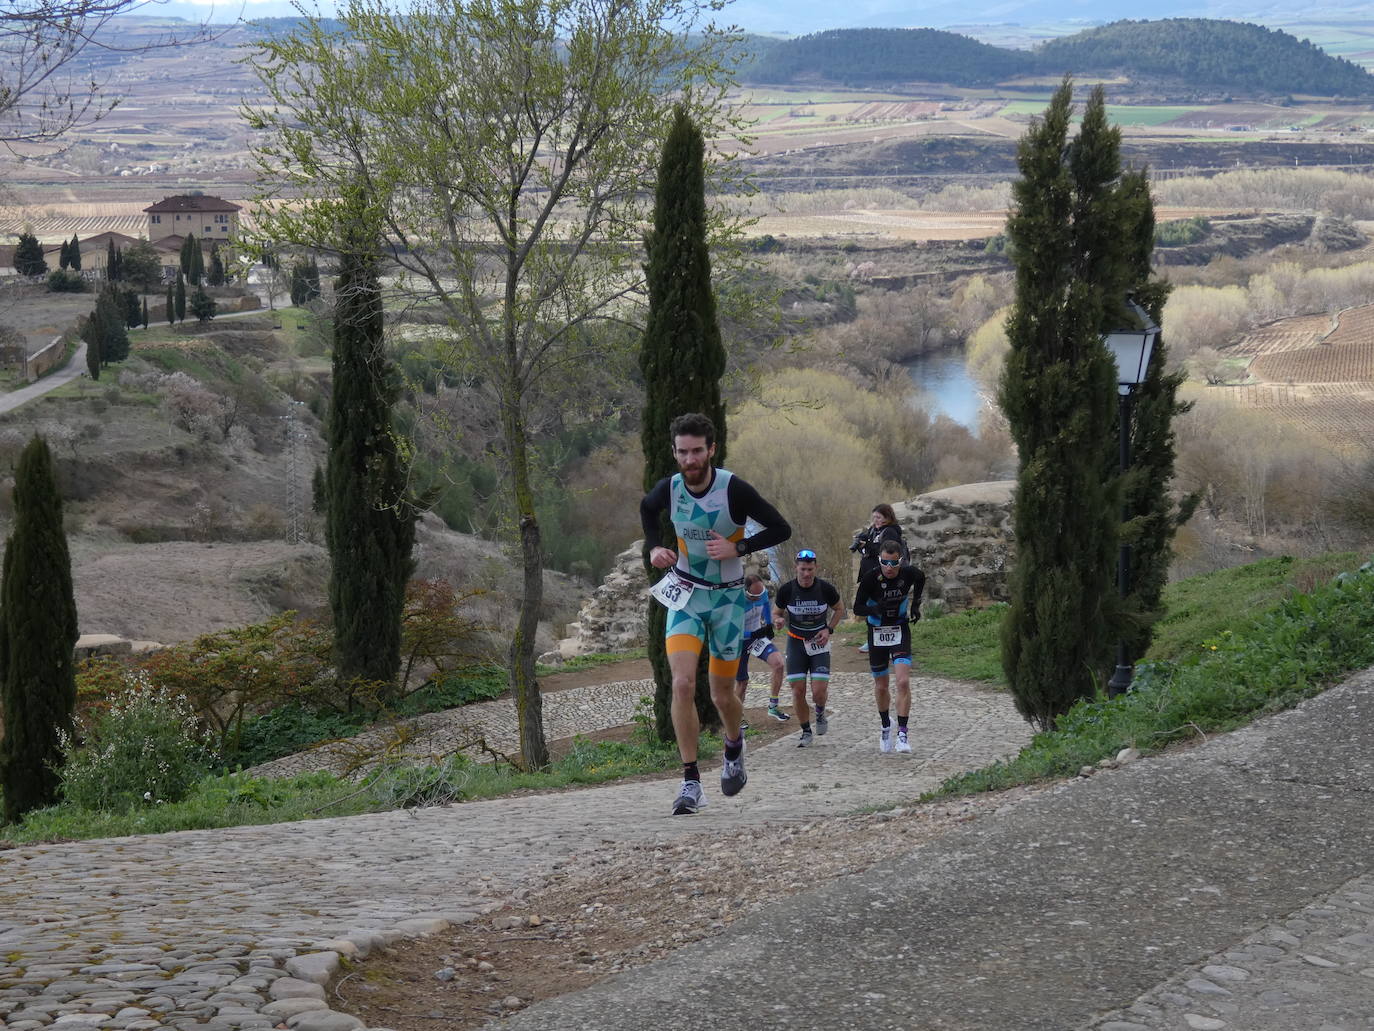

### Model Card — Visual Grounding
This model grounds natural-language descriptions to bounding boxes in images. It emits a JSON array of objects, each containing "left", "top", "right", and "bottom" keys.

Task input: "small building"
[{"left": 143, "top": 194, "right": 241, "bottom": 244}]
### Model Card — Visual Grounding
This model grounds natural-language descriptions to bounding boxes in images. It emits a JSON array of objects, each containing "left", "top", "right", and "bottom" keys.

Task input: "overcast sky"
[{"left": 147, "top": 0, "right": 1354, "bottom": 38}]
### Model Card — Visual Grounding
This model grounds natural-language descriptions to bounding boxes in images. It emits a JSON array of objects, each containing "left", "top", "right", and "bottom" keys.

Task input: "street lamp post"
[{"left": 1103, "top": 300, "right": 1161, "bottom": 697}]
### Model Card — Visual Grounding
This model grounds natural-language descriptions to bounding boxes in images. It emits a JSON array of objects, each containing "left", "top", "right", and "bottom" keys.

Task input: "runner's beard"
[{"left": 681, "top": 464, "right": 711, "bottom": 491}]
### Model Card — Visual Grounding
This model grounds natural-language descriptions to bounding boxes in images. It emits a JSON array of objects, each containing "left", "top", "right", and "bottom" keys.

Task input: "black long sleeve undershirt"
[{"left": 640, "top": 470, "right": 791, "bottom": 555}]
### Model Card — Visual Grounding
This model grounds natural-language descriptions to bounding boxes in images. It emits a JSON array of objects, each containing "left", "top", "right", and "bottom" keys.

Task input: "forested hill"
[
  {"left": 746, "top": 28, "right": 1034, "bottom": 87},
  {"left": 744, "top": 19, "right": 1374, "bottom": 96},
  {"left": 1034, "top": 19, "right": 1374, "bottom": 97}
]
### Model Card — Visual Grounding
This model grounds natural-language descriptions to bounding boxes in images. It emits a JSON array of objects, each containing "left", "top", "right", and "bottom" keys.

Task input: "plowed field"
[{"left": 1213, "top": 302, "right": 1374, "bottom": 448}]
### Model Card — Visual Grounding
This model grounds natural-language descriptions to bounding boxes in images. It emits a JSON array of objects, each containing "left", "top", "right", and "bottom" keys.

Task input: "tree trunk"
[{"left": 503, "top": 379, "right": 549, "bottom": 770}]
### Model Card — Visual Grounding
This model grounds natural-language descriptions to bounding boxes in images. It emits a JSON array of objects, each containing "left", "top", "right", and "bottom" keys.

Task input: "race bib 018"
[{"left": 804, "top": 634, "right": 830, "bottom": 656}]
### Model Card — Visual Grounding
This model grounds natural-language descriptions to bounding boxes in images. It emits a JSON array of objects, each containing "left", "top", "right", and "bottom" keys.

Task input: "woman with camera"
[{"left": 851, "top": 503, "right": 905, "bottom": 652}]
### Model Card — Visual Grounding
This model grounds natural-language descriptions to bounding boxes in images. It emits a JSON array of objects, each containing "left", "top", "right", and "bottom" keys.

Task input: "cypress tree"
[
  {"left": 98, "top": 287, "right": 130, "bottom": 363},
  {"left": 1116, "top": 170, "right": 1198, "bottom": 665},
  {"left": 174, "top": 270, "right": 186, "bottom": 322},
  {"left": 190, "top": 237, "right": 204, "bottom": 286},
  {"left": 81, "top": 315, "right": 101, "bottom": 380},
  {"left": 165, "top": 283, "right": 175, "bottom": 326},
  {"left": 59, "top": 239, "right": 71, "bottom": 270},
  {"left": 106, "top": 238, "right": 118, "bottom": 281},
  {"left": 0, "top": 436, "right": 79, "bottom": 824},
  {"left": 14, "top": 233, "right": 46, "bottom": 277},
  {"left": 638, "top": 106, "right": 728, "bottom": 740},
  {"left": 208, "top": 243, "right": 225, "bottom": 287},
  {"left": 69, "top": 233, "right": 81, "bottom": 271},
  {"left": 998, "top": 80, "right": 1133, "bottom": 731},
  {"left": 325, "top": 190, "right": 417, "bottom": 697},
  {"left": 179, "top": 233, "right": 193, "bottom": 277},
  {"left": 142, "top": 296, "right": 149, "bottom": 330},
  {"left": 289, "top": 260, "right": 307, "bottom": 306}
]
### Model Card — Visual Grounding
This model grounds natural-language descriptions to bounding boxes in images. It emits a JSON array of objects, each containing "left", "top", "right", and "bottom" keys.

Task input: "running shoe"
[
  {"left": 858, "top": 642, "right": 869, "bottom": 653},
  {"left": 895, "top": 730, "right": 912, "bottom": 754},
  {"left": 797, "top": 729, "right": 813, "bottom": 748},
  {"left": 672, "top": 779, "right": 705, "bottom": 815},
  {"left": 767, "top": 705, "right": 791, "bottom": 722},
  {"left": 739, "top": 719, "right": 750, "bottom": 732},
  {"left": 721, "top": 739, "right": 747, "bottom": 797},
  {"left": 815, "top": 711, "right": 829, "bottom": 736},
  {"left": 879, "top": 727, "right": 893, "bottom": 753}
]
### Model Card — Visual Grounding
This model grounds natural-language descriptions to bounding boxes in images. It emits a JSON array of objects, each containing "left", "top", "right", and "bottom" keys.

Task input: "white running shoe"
[
  {"left": 672, "top": 779, "right": 705, "bottom": 815},
  {"left": 879, "top": 727, "right": 893, "bottom": 753},
  {"left": 895, "top": 731, "right": 912, "bottom": 754}
]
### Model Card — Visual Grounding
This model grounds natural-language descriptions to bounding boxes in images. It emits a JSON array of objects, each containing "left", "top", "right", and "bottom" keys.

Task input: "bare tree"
[{"left": 1, "top": 0, "right": 219, "bottom": 144}]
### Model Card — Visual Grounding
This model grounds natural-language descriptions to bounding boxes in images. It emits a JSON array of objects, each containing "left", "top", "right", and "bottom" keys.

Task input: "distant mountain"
[
  {"left": 743, "top": 18, "right": 1374, "bottom": 95},
  {"left": 747, "top": 28, "right": 1033, "bottom": 87},
  {"left": 1036, "top": 19, "right": 1374, "bottom": 96}
]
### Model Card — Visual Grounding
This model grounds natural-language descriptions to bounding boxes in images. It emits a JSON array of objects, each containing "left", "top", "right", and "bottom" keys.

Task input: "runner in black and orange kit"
[
  {"left": 773, "top": 549, "right": 845, "bottom": 748},
  {"left": 640, "top": 413, "right": 791, "bottom": 815}
]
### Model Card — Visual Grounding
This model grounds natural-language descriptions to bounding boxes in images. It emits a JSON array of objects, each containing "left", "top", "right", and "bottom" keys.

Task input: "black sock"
[
  {"left": 724, "top": 735, "right": 743, "bottom": 761},
  {"left": 898, "top": 715, "right": 909, "bottom": 731},
  {"left": 800, "top": 722, "right": 812, "bottom": 733},
  {"left": 879, "top": 709, "right": 891, "bottom": 728},
  {"left": 684, "top": 761, "right": 700, "bottom": 782}
]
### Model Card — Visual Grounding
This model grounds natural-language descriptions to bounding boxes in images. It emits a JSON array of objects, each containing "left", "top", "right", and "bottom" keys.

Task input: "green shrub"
[
  {"left": 60, "top": 681, "right": 213, "bottom": 811},
  {"left": 46, "top": 269, "right": 86, "bottom": 293},
  {"left": 229, "top": 703, "right": 369, "bottom": 769},
  {"left": 932, "top": 559, "right": 1374, "bottom": 798},
  {"left": 369, "top": 755, "right": 473, "bottom": 807},
  {"left": 1155, "top": 216, "right": 1211, "bottom": 246}
]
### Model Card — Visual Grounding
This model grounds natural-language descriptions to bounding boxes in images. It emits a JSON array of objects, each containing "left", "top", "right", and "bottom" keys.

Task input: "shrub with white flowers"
[{"left": 59, "top": 675, "right": 214, "bottom": 812}]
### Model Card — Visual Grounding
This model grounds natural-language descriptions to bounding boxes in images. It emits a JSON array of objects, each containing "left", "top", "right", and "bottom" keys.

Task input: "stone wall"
[
  {"left": 893, "top": 480, "right": 1015, "bottom": 612},
  {"left": 554, "top": 480, "right": 1015, "bottom": 658}
]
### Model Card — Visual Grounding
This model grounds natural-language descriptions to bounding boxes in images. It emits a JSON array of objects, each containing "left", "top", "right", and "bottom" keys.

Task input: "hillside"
[{"left": 744, "top": 18, "right": 1374, "bottom": 96}]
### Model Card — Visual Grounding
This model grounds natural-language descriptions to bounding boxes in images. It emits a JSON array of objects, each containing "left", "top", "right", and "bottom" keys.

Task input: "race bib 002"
[
  {"left": 650, "top": 571, "right": 694, "bottom": 611},
  {"left": 873, "top": 625, "right": 902, "bottom": 647}
]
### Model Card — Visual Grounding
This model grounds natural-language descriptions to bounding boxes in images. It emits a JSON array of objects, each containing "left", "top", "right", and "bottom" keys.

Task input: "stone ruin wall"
[{"left": 553, "top": 480, "right": 1015, "bottom": 660}]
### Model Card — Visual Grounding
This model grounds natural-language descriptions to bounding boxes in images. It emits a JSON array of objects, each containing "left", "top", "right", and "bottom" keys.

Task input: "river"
[{"left": 904, "top": 347, "right": 985, "bottom": 430}]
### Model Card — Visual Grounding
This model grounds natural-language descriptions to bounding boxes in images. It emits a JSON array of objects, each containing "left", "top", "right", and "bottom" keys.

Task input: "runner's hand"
[
  {"left": 649, "top": 546, "right": 678, "bottom": 569},
  {"left": 703, "top": 531, "right": 735, "bottom": 560}
]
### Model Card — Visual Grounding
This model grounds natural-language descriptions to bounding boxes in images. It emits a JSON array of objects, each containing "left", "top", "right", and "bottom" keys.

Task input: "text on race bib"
[
  {"left": 749, "top": 637, "right": 771, "bottom": 658},
  {"left": 804, "top": 635, "right": 830, "bottom": 656},
  {"left": 650, "top": 572, "right": 694, "bottom": 611},
  {"left": 873, "top": 625, "right": 902, "bottom": 647}
]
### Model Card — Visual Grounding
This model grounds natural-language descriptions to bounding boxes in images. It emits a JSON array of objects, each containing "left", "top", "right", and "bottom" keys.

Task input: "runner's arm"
[
  {"left": 639, "top": 477, "right": 677, "bottom": 568},
  {"left": 726, "top": 477, "right": 791, "bottom": 554}
]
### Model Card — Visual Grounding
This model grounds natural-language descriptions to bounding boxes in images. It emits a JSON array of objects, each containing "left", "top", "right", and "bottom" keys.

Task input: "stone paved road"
[{"left": 0, "top": 673, "right": 1028, "bottom": 1031}]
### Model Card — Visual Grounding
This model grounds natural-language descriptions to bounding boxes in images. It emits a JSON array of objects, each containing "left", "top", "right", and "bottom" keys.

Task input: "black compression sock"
[
  {"left": 879, "top": 709, "right": 891, "bottom": 728},
  {"left": 724, "top": 735, "right": 743, "bottom": 761},
  {"left": 684, "top": 761, "right": 700, "bottom": 782}
]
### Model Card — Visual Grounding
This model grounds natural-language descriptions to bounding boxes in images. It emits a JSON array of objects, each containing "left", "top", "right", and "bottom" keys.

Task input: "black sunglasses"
[{"left": 879, "top": 558, "right": 900, "bottom": 567}]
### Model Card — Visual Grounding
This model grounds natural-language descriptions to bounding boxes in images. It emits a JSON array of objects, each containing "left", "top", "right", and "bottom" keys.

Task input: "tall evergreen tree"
[
  {"left": 165, "top": 283, "right": 175, "bottom": 326},
  {"left": 639, "top": 106, "right": 728, "bottom": 741},
  {"left": 208, "top": 243, "right": 225, "bottom": 287},
  {"left": 141, "top": 296, "right": 149, "bottom": 330},
  {"left": 95, "top": 286, "right": 129, "bottom": 364},
  {"left": 174, "top": 269, "right": 186, "bottom": 322},
  {"left": 179, "top": 233, "right": 194, "bottom": 277},
  {"left": 81, "top": 315, "right": 101, "bottom": 380},
  {"left": 13, "top": 233, "right": 46, "bottom": 277},
  {"left": 325, "top": 190, "right": 417, "bottom": 697},
  {"left": 190, "top": 236, "right": 204, "bottom": 286},
  {"left": 68, "top": 233, "right": 81, "bottom": 271},
  {"left": 998, "top": 81, "right": 1135, "bottom": 731},
  {"left": 1116, "top": 170, "right": 1198, "bottom": 665},
  {"left": 0, "top": 436, "right": 79, "bottom": 824},
  {"left": 59, "top": 239, "right": 71, "bottom": 270},
  {"left": 106, "top": 238, "right": 118, "bottom": 281}
]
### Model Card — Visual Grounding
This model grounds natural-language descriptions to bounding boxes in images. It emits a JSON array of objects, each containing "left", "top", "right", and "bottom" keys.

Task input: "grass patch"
[
  {"left": 0, "top": 730, "right": 711, "bottom": 845},
  {"left": 912, "top": 605, "right": 1007, "bottom": 683},
  {"left": 929, "top": 554, "right": 1374, "bottom": 799}
]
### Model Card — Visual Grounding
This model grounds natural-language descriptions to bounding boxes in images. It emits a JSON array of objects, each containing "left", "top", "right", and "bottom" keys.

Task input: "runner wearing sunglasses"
[
  {"left": 640, "top": 412, "right": 791, "bottom": 815},
  {"left": 773, "top": 548, "right": 845, "bottom": 748},
  {"left": 853, "top": 539, "right": 926, "bottom": 754}
]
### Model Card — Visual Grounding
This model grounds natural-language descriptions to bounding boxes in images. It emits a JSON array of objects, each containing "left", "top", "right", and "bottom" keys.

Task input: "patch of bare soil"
[{"left": 331, "top": 783, "right": 1048, "bottom": 1029}]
